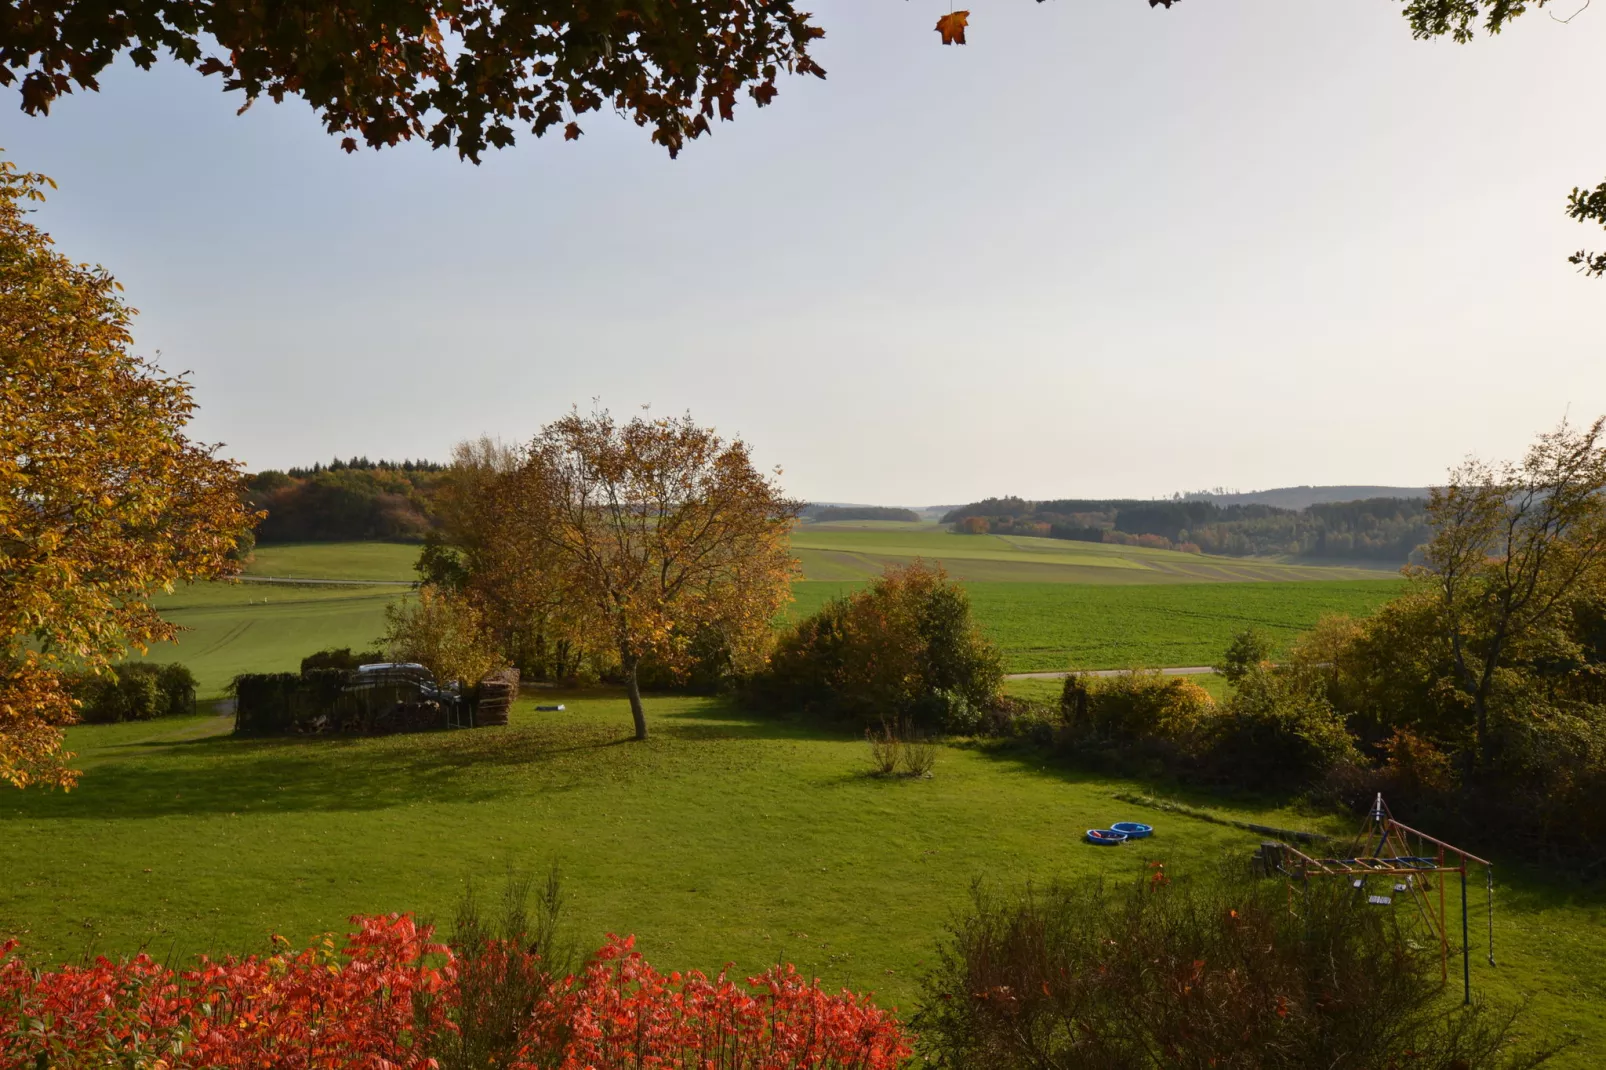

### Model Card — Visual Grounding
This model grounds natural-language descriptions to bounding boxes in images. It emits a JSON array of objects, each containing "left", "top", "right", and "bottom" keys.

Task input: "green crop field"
[
  {"left": 792, "top": 522, "right": 1398, "bottom": 584},
  {"left": 134, "top": 538, "right": 1406, "bottom": 694},
  {"left": 790, "top": 580, "right": 1404, "bottom": 672},
  {"left": 2, "top": 696, "right": 1601, "bottom": 1064}
]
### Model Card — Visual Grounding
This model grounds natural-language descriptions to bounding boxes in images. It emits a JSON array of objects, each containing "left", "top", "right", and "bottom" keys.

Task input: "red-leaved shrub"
[{"left": 0, "top": 920, "right": 910, "bottom": 1070}]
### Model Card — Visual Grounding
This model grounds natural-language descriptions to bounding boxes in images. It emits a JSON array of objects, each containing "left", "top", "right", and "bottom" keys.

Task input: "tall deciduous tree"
[
  {"left": 0, "top": 152, "right": 256, "bottom": 788},
  {"left": 1419, "top": 416, "right": 1606, "bottom": 763},
  {"left": 521, "top": 409, "right": 798, "bottom": 740}
]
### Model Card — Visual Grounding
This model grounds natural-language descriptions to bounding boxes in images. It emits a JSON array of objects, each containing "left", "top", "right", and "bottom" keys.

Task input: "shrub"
[
  {"left": 866, "top": 723, "right": 900, "bottom": 776},
  {"left": 383, "top": 584, "right": 502, "bottom": 685},
  {"left": 900, "top": 734, "right": 937, "bottom": 777},
  {"left": 1215, "top": 626, "right": 1275, "bottom": 683},
  {"left": 1203, "top": 667, "right": 1358, "bottom": 791},
  {"left": 915, "top": 868, "right": 1559, "bottom": 1070},
  {"left": 760, "top": 562, "right": 1002, "bottom": 728},
  {"left": 73, "top": 662, "right": 197, "bottom": 723},
  {"left": 0, "top": 920, "right": 911, "bottom": 1070},
  {"left": 300, "top": 647, "right": 385, "bottom": 673},
  {"left": 434, "top": 869, "right": 574, "bottom": 1070},
  {"left": 1060, "top": 670, "right": 1215, "bottom": 749}
]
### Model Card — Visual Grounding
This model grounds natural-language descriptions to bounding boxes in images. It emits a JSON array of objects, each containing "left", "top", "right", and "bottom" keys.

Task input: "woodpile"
[{"left": 474, "top": 668, "right": 520, "bottom": 726}]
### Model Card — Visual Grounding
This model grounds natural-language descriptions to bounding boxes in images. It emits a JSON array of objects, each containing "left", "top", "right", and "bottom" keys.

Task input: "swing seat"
[
  {"left": 1110, "top": 821, "right": 1153, "bottom": 839},
  {"left": 1086, "top": 829, "right": 1127, "bottom": 846}
]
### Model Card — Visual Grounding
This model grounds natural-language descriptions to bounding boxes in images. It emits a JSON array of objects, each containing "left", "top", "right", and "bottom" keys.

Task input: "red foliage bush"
[{"left": 0, "top": 921, "right": 910, "bottom": 1070}]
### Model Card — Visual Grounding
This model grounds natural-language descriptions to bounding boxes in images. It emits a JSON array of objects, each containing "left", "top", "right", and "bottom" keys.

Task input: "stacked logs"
[{"left": 474, "top": 668, "right": 520, "bottom": 727}]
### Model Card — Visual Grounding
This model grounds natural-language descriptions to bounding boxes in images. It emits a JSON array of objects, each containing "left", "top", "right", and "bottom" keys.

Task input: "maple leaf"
[
  {"left": 934, "top": 10, "right": 969, "bottom": 45},
  {"left": 564, "top": 122, "right": 583, "bottom": 141}
]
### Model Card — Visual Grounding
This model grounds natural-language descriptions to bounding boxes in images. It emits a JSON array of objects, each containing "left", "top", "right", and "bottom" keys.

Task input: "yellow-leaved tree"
[
  {"left": 507, "top": 409, "right": 799, "bottom": 740},
  {"left": 0, "top": 152, "right": 257, "bottom": 788}
]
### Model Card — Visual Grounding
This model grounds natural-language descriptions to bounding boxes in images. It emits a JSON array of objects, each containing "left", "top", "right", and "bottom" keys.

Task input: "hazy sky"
[{"left": 5, "top": 1, "right": 1604, "bottom": 504}]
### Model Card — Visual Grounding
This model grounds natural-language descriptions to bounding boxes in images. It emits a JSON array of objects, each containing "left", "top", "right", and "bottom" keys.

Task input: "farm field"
[
  {"left": 139, "top": 538, "right": 1406, "bottom": 693},
  {"left": 1, "top": 695, "right": 1601, "bottom": 1065},
  {"left": 791, "top": 522, "right": 1399, "bottom": 583},
  {"left": 141, "top": 582, "right": 399, "bottom": 696},
  {"left": 791, "top": 580, "right": 1404, "bottom": 672},
  {"left": 242, "top": 542, "right": 418, "bottom": 582}
]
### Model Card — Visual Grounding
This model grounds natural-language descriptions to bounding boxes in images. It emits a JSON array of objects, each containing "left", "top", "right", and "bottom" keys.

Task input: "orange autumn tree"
[
  {"left": 518, "top": 410, "right": 799, "bottom": 740},
  {"left": 0, "top": 152, "right": 256, "bottom": 788}
]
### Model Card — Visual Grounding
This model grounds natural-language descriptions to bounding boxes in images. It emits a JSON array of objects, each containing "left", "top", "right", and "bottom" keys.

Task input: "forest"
[
  {"left": 244, "top": 459, "right": 445, "bottom": 543},
  {"left": 943, "top": 496, "right": 1430, "bottom": 562}
]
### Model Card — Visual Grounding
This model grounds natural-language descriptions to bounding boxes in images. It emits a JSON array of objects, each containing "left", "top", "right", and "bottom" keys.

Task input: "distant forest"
[
  {"left": 941, "top": 496, "right": 1430, "bottom": 562},
  {"left": 805, "top": 505, "right": 921, "bottom": 523},
  {"left": 245, "top": 458, "right": 445, "bottom": 543}
]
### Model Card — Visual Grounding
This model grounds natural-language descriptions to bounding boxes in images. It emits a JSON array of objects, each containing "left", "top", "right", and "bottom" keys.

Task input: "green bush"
[
  {"left": 300, "top": 648, "right": 385, "bottom": 674},
  {"left": 758, "top": 562, "right": 1002, "bottom": 729},
  {"left": 1060, "top": 670, "right": 1215, "bottom": 749},
  {"left": 74, "top": 663, "right": 197, "bottom": 723},
  {"left": 1204, "top": 667, "right": 1358, "bottom": 791},
  {"left": 916, "top": 868, "right": 1559, "bottom": 1070}
]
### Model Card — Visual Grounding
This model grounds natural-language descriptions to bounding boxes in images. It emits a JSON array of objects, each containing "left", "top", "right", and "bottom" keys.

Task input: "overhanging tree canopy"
[{"left": 4, "top": 1, "right": 1600, "bottom": 271}]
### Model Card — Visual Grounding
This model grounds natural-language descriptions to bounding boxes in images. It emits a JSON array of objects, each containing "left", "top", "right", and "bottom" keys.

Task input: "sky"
[{"left": 5, "top": 1, "right": 1605, "bottom": 505}]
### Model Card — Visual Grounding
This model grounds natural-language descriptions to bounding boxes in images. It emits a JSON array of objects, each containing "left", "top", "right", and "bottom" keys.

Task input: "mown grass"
[
  {"left": 1, "top": 694, "right": 1601, "bottom": 1064},
  {"left": 140, "top": 582, "right": 399, "bottom": 697},
  {"left": 243, "top": 542, "right": 419, "bottom": 582}
]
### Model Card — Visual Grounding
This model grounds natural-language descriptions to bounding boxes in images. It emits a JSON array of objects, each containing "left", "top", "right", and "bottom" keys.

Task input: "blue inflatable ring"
[
  {"left": 1086, "top": 829, "right": 1128, "bottom": 845},
  {"left": 1110, "top": 821, "right": 1153, "bottom": 839}
]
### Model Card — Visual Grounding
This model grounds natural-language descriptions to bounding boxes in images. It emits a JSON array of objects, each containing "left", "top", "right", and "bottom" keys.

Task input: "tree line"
[{"left": 943, "top": 495, "right": 1431, "bottom": 562}]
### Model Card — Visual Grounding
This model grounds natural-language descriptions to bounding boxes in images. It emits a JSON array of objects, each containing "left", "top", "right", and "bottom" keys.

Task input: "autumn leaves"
[{"left": 934, "top": 11, "right": 970, "bottom": 46}]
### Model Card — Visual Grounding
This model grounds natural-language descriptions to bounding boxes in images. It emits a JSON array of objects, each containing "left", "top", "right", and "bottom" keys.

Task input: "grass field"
[
  {"left": 139, "top": 539, "right": 1404, "bottom": 694},
  {"left": 2, "top": 695, "right": 1601, "bottom": 1064},
  {"left": 141, "top": 582, "right": 400, "bottom": 696},
  {"left": 792, "top": 580, "right": 1403, "bottom": 671},
  {"left": 792, "top": 522, "right": 1398, "bottom": 584}
]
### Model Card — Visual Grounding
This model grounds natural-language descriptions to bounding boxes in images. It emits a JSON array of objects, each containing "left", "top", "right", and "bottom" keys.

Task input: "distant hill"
[{"left": 1185, "top": 486, "right": 1433, "bottom": 509}]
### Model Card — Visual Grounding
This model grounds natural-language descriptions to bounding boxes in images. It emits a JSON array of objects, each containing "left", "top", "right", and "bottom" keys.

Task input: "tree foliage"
[
  {"left": 0, "top": 0, "right": 823, "bottom": 161},
  {"left": 1417, "top": 417, "right": 1606, "bottom": 763},
  {"left": 427, "top": 413, "right": 798, "bottom": 739},
  {"left": 382, "top": 584, "right": 502, "bottom": 685},
  {"left": 762, "top": 561, "right": 1004, "bottom": 729},
  {"left": 0, "top": 153, "right": 255, "bottom": 788},
  {"left": 246, "top": 464, "right": 442, "bottom": 543}
]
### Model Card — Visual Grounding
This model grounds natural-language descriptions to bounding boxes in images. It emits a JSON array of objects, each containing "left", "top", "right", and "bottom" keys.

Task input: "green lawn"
[{"left": 2, "top": 695, "right": 1601, "bottom": 1064}]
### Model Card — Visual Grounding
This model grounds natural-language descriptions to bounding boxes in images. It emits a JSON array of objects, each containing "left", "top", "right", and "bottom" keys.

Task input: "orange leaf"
[{"left": 934, "top": 10, "right": 969, "bottom": 45}]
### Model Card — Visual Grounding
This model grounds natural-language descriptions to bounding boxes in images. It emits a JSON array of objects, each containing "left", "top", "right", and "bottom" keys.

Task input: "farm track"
[{"left": 1004, "top": 666, "right": 1214, "bottom": 680}]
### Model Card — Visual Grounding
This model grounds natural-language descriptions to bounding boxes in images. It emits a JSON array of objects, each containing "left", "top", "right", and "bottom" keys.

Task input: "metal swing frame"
[{"left": 1260, "top": 794, "right": 1494, "bottom": 1004}]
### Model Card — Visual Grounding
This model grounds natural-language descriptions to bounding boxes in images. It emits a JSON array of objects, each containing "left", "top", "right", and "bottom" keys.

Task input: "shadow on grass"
[
  {"left": 8, "top": 691, "right": 856, "bottom": 821},
  {"left": 962, "top": 734, "right": 1606, "bottom": 911}
]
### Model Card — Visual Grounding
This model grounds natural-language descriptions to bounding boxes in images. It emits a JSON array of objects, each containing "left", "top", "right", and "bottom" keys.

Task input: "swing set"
[{"left": 1257, "top": 794, "right": 1494, "bottom": 1004}]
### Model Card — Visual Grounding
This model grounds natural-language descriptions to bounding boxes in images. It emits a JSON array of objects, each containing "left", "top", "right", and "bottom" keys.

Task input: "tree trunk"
[{"left": 622, "top": 654, "right": 648, "bottom": 741}]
